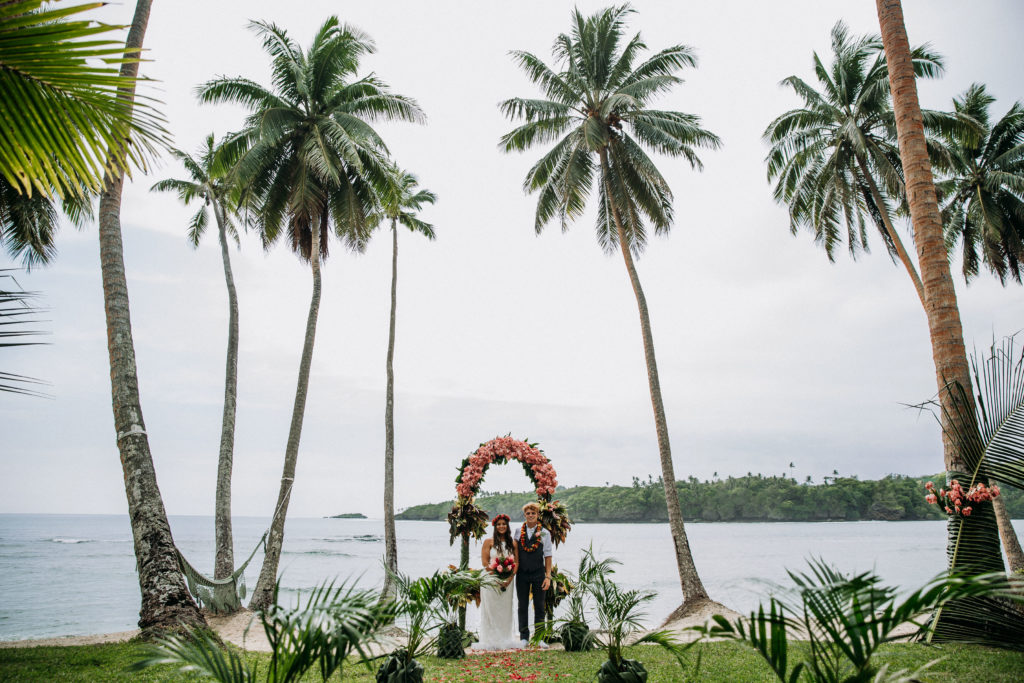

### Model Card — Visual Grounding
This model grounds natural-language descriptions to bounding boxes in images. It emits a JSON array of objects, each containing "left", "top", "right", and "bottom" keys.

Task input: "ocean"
[{"left": 2, "top": 514, "right": 1022, "bottom": 641}]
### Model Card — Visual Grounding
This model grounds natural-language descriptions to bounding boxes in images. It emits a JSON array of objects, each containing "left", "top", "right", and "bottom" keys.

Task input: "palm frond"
[{"left": 0, "top": 0, "right": 168, "bottom": 199}]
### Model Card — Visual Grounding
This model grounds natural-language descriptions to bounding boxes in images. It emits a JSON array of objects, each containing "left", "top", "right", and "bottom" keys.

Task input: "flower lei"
[{"left": 519, "top": 523, "right": 543, "bottom": 552}]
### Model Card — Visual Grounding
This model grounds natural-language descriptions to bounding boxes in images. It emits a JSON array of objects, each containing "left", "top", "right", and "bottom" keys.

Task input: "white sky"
[{"left": 3, "top": 1, "right": 1022, "bottom": 517}]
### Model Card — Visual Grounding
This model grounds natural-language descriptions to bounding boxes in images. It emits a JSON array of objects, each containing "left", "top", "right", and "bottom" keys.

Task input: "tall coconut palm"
[
  {"left": 97, "top": 0, "right": 206, "bottom": 634},
  {"left": 0, "top": 0, "right": 166, "bottom": 200},
  {"left": 875, "top": 0, "right": 1002, "bottom": 639},
  {"left": 873, "top": 0, "right": 976, "bottom": 480},
  {"left": 373, "top": 165, "right": 436, "bottom": 601},
  {"left": 500, "top": 4, "right": 722, "bottom": 617},
  {"left": 151, "top": 134, "right": 244, "bottom": 595},
  {"left": 934, "top": 85, "right": 1024, "bottom": 572},
  {"left": 764, "top": 21, "right": 953, "bottom": 309},
  {"left": 936, "top": 84, "right": 1024, "bottom": 285},
  {"left": 198, "top": 17, "right": 423, "bottom": 611}
]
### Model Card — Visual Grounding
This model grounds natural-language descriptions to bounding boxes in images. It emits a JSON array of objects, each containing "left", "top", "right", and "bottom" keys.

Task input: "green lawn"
[{"left": 2, "top": 641, "right": 1023, "bottom": 682}]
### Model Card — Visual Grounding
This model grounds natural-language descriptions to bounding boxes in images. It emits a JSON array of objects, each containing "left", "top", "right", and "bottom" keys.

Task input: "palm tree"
[
  {"left": 373, "top": 165, "right": 436, "bottom": 602},
  {"left": 936, "top": 84, "right": 1024, "bottom": 285},
  {"left": 500, "top": 4, "right": 721, "bottom": 618},
  {"left": 874, "top": 0, "right": 974, "bottom": 474},
  {"left": 96, "top": 0, "right": 206, "bottom": 634},
  {"left": 875, "top": 0, "right": 1004, "bottom": 637},
  {"left": 0, "top": 0, "right": 166, "bottom": 200},
  {"left": 198, "top": 17, "right": 423, "bottom": 611},
  {"left": 935, "top": 85, "right": 1024, "bottom": 573},
  {"left": 764, "top": 22, "right": 953, "bottom": 309},
  {"left": 151, "top": 134, "right": 244, "bottom": 598}
]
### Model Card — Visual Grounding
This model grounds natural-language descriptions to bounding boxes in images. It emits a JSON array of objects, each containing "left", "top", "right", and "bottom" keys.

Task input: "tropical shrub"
[{"left": 694, "top": 558, "right": 1020, "bottom": 683}]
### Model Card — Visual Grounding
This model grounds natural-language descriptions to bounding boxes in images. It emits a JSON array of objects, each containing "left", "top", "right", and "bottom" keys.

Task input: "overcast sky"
[{"left": 3, "top": 1, "right": 1022, "bottom": 518}]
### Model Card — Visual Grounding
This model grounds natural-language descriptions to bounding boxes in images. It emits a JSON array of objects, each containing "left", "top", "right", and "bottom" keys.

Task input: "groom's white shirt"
[{"left": 524, "top": 524, "right": 553, "bottom": 558}]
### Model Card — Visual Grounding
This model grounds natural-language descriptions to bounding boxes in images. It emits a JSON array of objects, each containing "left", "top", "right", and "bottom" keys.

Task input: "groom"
[{"left": 515, "top": 502, "right": 552, "bottom": 648}]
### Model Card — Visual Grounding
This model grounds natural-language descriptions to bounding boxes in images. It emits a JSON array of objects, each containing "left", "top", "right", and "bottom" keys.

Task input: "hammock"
[
  {"left": 173, "top": 477, "right": 290, "bottom": 612},
  {"left": 175, "top": 531, "right": 268, "bottom": 613}
]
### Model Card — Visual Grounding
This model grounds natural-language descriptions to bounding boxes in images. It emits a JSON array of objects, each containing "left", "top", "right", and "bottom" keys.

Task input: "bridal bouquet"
[{"left": 489, "top": 556, "right": 516, "bottom": 591}]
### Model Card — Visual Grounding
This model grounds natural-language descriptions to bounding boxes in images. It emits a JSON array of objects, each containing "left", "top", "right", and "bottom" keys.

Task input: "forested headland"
[{"left": 397, "top": 474, "right": 1024, "bottom": 523}]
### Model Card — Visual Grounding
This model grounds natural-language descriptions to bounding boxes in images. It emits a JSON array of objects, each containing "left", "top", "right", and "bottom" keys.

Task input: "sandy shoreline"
[{"left": 0, "top": 605, "right": 743, "bottom": 652}]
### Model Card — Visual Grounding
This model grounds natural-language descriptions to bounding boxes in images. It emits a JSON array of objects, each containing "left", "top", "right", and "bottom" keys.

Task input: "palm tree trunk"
[
  {"left": 855, "top": 156, "right": 926, "bottom": 307},
  {"left": 213, "top": 203, "right": 238, "bottom": 607},
  {"left": 98, "top": 0, "right": 205, "bottom": 635},
  {"left": 875, "top": 0, "right": 974, "bottom": 475},
  {"left": 992, "top": 480, "right": 1024, "bottom": 573},
  {"left": 249, "top": 218, "right": 323, "bottom": 611},
  {"left": 599, "top": 150, "right": 709, "bottom": 611},
  {"left": 381, "top": 220, "right": 399, "bottom": 602}
]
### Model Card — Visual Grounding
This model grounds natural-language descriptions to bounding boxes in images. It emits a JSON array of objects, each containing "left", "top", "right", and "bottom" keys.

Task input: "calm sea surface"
[{"left": 2, "top": 514, "right": 1022, "bottom": 641}]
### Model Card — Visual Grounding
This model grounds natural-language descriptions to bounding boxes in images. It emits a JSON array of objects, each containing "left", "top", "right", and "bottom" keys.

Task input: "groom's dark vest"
[{"left": 518, "top": 525, "right": 545, "bottom": 574}]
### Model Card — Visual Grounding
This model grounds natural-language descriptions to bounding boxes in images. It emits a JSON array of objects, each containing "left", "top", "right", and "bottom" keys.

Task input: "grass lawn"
[{"left": 1, "top": 641, "right": 1023, "bottom": 682}]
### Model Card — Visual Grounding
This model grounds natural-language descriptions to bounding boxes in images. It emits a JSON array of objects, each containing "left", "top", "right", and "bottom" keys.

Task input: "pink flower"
[
  {"left": 925, "top": 481, "right": 935, "bottom": 491},
  {"left": 925, "top": 494, "right": 937, "bottom": 504},
  {"left": 963, "top": 506, "right": 972, "bottom": 516},
  {"left": 945, "top": 506, "right": 953, "bottom": 514}
]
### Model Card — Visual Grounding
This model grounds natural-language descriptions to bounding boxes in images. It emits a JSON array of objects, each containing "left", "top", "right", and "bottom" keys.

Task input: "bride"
[{"left": 476, "top": 514, "right": 521, "bottom": 650}]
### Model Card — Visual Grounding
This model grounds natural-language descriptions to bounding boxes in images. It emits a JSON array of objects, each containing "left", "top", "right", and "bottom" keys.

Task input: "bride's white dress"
[{"left": 476, "top": 547, "right": 521, "bottom": 650}]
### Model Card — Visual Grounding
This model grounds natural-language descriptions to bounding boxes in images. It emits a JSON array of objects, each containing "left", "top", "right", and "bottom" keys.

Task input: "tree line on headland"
[{"left": 399, "top": 474, "right": 1024, "bottom": 524}]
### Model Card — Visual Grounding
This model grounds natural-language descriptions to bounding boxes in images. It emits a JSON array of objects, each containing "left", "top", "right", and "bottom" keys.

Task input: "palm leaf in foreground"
[
  {"left": 0, "top": 0, "right": 168, "bottom": 199},
  {"left": 134, "top": 579, "right": 394, "bottom": 682}
]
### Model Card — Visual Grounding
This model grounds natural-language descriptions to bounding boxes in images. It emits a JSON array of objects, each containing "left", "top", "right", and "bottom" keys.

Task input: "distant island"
[
  {"left": 398, "top": 473, "right": 1024, "bottom": 524},
  {"left": 326, "top": 513, "right": 367, "bottom": 519}
]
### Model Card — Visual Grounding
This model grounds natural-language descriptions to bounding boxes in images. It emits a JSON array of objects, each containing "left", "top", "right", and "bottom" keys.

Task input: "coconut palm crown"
[
  {"left": 935, "top": 84, "right": 1024, "bottom": 285},
  {"left": 763, "top": 21, "right": 950, "bottom": 305},
  {"left": 499, "top": 3, "right": 720, "bottom": 253},
  {"left": 198, "top": 17, "right": 423, "bottom": 263}
]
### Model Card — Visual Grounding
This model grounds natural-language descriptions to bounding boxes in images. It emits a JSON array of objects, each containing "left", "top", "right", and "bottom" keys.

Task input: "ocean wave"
[
  {"left": 282, "top": 549, "right": 354, "bottom": 557},
  {"left": 49, "top": 538, "right": 95, "bottom": 544},
  {"left": 317, "top": 535, "right": 383, "bottom": 543}
]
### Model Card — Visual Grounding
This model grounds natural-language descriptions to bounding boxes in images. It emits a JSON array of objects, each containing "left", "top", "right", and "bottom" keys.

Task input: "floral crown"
[{"left": 491, "top": 514, "right": 510, "bottom": 525}]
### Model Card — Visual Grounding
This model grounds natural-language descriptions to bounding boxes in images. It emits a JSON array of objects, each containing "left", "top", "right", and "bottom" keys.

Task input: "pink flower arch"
[{"left": 455, "top": 436, "right": 558, "bottom": 501}]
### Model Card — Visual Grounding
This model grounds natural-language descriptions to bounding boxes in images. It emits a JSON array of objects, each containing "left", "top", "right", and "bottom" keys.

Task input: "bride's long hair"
[{"left": 491, "top": 514, "right": 514, "bottom": 555}]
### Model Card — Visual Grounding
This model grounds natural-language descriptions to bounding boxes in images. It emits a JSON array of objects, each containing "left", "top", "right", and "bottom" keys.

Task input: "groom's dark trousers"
[
  {"left": 516, "top": 570, "right": 546, "bottom": 641},
  {"left": 516, "top": 529, "right": 547, "bottom": 641}
]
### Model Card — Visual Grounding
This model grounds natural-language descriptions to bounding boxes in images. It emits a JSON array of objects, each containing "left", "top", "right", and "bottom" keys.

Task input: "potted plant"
[
  {"left": 435, "top": 565, "right": 494, "bottom": 658},
  {"left": 586, "top": 554, "right": 691, "bottom": 682},
  {"left": 379, "top": 565, "right": 495, "bottom": 677},
  {"left": 541, "top": 546, "right": 618, "bottom": 651}
]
